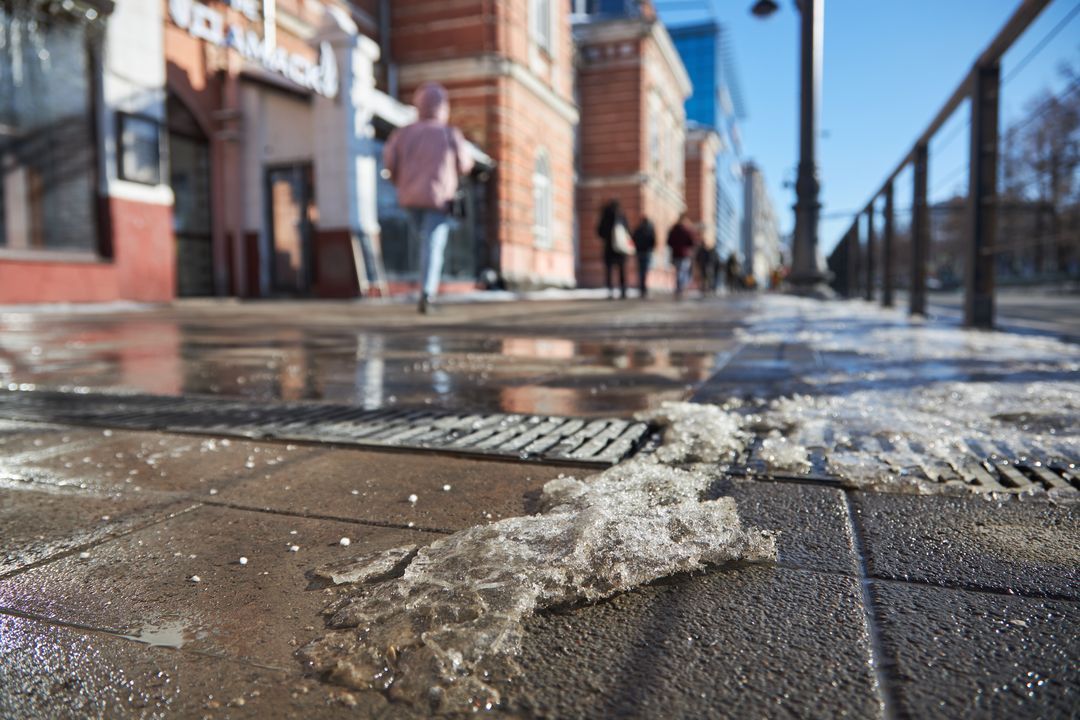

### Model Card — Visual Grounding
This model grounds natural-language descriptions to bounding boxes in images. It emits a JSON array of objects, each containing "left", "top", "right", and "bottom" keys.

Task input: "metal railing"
[{"left": 827, "top": 0, "right": 1074, "bottom": 328}]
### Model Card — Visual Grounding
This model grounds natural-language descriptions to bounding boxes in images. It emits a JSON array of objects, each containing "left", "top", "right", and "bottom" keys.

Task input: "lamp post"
[{"left": 752, "top": 0, "right": 832, "bottom": 296}]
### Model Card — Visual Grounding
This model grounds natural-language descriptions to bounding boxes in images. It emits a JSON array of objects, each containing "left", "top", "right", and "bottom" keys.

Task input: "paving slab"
[
  {"left": 0, "top": 487, "right": 189, "bottom": 578},
  {"left": 0, "top": 504, "right": 437, "bottom": 671},
  {"left": 0, "top": 419, "right": 96, "bottom": 455},
  {"left": 4, "top": 426, "right": 323, "bottom": 497},
  {"left": 707, "top": 476, "right": 858, "bottom": 575},
  {"left": 0, "top": 612, "right": 412, "bottom": 720},
  {"left": 216, "top": 447, "right": 571, "bottom": 532},
  {"left": 851, "top": 492, "right": 1080, "bottom": 599},
  {"left": 506, "top": 564, "right": 882, "bottom": 719},
  {"left": 870, "top": 581, "right": 1079, "bottom": 719}
]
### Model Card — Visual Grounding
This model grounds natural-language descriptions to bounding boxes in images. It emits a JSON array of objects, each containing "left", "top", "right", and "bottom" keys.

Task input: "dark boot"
[{"left": 418, "top": 294, "right": 430, "bottom": 314}]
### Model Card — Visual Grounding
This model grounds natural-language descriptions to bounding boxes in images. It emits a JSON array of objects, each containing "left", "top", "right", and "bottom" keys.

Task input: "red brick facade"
[
  {"left": 574, "top": 13, "right": 691, "bottom": 289},
  {"left": 0, "top": 198, "right": 173, "bottom": 304},
  {"left": 392, "top": 0, "right": 578, "bottom": 289}
]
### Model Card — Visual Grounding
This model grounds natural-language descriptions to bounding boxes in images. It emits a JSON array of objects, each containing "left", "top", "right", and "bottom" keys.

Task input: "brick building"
[
  {"left": 0, "top": 0, "right": 417, "bottom": 303},
  {"left": 0, "top": 0, "right": 573, "bottom": 304},
  {"left": 573, "top": 1, "right": 692, "bottom": 290},
  {"left": 387, "top": 0, "right": 579, "bottom": 289},
  {"left": 0, "top": 1, "right": 175, "bottom": 303}
]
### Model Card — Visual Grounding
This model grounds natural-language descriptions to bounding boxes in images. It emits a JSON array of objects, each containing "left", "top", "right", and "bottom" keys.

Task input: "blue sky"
[{"left": 655, "top": 0, "right": 1080, "bottom": 253}]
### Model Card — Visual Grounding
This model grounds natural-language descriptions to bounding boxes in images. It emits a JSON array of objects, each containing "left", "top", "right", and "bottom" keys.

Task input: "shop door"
[
  {"left": 266, "top": 164, "right": 314, "bottom": 295},
  {"left": 167, "top": 96, "right": 214, "bottom": 297}
]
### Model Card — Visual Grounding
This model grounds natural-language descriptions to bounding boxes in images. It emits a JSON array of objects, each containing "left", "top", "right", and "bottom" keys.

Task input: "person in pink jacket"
[{"left": 383, "top": 82, "right": 475, "bottom": 313}]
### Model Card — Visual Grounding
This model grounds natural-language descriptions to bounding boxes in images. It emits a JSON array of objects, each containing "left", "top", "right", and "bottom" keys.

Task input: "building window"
[
  {"left": 533, "top": 150, "right": 553, "bottom": 248},
  {"left": 0, "top": 4, "right": 104, "bottom": 253},
  {"left": 117, "top": 112, "right": 162, "bottom": 186},
  {"left": 530, "top": 0, "right": 552, "bottom": 53}
]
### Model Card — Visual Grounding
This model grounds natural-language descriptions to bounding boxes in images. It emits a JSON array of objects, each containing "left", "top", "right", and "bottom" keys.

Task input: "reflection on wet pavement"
[{"left": 0, "top": 300, "right": 746, "bottom": 417}]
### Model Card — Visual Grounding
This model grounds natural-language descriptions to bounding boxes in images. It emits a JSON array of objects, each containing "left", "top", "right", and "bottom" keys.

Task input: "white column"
[{"left": 312, "top": 17, "right": 380, "bottom": 238}]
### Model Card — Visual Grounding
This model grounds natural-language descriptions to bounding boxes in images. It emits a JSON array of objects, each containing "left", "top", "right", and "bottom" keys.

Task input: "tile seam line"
[
  {"left": 0, "top": 605, "right": 297, "bottom": 674},
  {"left": 200, "top": 499, "right": 456, "bottom": 535},
  {"left": 770, "top": 560, "right": 1080, "bottom": 604},
  {"left": 844, "top": 489, "right": 901, "bottom": 720}
]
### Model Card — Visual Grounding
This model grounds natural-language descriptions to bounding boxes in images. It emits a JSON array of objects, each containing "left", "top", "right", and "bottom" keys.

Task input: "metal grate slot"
[{"left": 0, "top": 389, "right": 647, "bottom": 467}]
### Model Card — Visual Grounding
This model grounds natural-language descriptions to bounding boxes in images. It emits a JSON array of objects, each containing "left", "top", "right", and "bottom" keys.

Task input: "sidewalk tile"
[
  {"left": 0, "top": 488, "right": 187, "bottom": 578},
  {"left": 0, "top": 504, "right": 437, "bottom": 670},
  {"left": 0, "top": 613, "right": 412, "bottom": 719},
  {"left": 508, "top": 565, "right": 882, "bottom": 719},
  {"left": 851, "top": 492, "right": 1079, "bottom": 599},
  {"left": 709, "top": 476, "right": 858, "bottom": 575},
  {"left": 870, "top": 581, "right": 1079, "bottom": 719},
  {"left": 216, "top": 448, "right": 570, "bottom": 532},
  {"left": 6, "top": 428, "right": 323, "bottom": 497}
]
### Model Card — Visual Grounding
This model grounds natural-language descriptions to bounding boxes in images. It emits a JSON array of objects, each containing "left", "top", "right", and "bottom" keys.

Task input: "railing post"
[
  {"left": 882, "top": 182, "right": 895, "bottom": 307},
  {"left": 965, "top": 63, "right": 999, "bottom": 328},
  {"left": 864, "top": 205, "right": 875, "bottom": 301},
  {"left": 844, "top": 227, "right": 857, "bottom": 297},
  {"left": 911, "top": 143, "right": 929, "bottom": 316}
]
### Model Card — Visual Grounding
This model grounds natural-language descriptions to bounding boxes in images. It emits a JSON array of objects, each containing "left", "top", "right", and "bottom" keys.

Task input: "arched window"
[
  {"left": 530, "top": 0, "right": 552, "bottom": 52},
  {"left": 533, "top": 150, "right": 553, "bottom": 248}
]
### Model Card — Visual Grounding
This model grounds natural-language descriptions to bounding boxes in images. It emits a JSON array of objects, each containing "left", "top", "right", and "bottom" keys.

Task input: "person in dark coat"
[
  {"left": 666, "top": 213, "right": 696, "bottom": 299},
  {"left": 695, "top": 230, "right": 721, "bottom": 296},
  {"left": 597, "top": 199, "right": 629, "bottom": 299},
  {"left": 725, "top": 252, "right": 742, "bottom": 293},
  {"left": 632, "top": 216, "right": 656, "bottom": 298}
]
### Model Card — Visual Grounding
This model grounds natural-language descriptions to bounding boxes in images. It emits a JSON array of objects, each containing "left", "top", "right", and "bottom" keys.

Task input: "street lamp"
[
  {"left": 751, "top": 0, "right": 780, "bottom": 17},
  {"left": 752, "top": 0, "right": 832, "bottom": 297}
]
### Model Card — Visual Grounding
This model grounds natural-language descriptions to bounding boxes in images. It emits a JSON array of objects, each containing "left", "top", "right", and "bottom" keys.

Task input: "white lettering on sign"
[{"left": 168, "top": 0, "right": 339, "bottom": 98}]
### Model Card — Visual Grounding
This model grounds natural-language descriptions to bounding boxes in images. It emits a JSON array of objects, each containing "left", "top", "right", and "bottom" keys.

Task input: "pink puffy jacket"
[{"left": 383, "top": 83, "right": 475, "bottom": 210}]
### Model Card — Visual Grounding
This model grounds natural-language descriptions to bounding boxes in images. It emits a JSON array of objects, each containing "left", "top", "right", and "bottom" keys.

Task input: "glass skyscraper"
[{"left": 666, "top": 20, "right": 746, "bottom": 260}]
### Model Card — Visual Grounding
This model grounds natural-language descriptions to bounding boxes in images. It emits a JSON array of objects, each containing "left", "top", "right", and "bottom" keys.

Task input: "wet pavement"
[
  {"left": 0, "top": 294, "right": 1077, "bottom": 718},
  {"left": 0, "top": 297, "right": 739, "bottom": 417}
]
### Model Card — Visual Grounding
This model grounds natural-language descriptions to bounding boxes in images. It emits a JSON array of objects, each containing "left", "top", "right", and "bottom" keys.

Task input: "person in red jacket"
[{"left": 666, "top": 213, "right": 697, "bottom": 300}]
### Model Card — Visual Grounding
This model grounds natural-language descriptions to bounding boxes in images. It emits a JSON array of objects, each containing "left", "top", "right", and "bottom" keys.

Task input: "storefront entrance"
[
  {"left": 265, "top": 164, "right": 314, "bottom": 295},
  {"left": 167, "top": 95, "right": 214, "bottom": 297}
]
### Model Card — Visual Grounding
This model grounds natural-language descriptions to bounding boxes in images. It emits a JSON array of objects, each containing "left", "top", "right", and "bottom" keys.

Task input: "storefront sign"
[{"left": 168, "top": 0, "right": 339, "bottom": 98}]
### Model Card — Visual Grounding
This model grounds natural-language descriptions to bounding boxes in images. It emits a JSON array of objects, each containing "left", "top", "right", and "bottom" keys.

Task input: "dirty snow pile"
[
  {"left": 299, "top": 402, "right": 774, "bottom": 712},
  {"left": 737, "top": 297, "right": 1080, "bottom": 493}
]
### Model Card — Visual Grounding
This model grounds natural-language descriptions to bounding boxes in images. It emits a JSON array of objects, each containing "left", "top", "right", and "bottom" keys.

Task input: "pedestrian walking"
[
  {"left": 632, "top": 216, "right": 656, "bottom": 298},
  {"left": 383, "top": 82, "right": 475, "bottom": 314},
  {"left": 597, "top": 199, "right": 631, "bottom": 299},
  {"left": 725, "top": 253, "right": 741, "bottom": 294},
  {"left": 667, "top": 213, "right": 696, "bottom": 300},
  {"left": 695, "top": 228, "right": 721, "bottom": 296}
]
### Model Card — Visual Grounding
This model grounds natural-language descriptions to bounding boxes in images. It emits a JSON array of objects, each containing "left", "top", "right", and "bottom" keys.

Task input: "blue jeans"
[
  {"left": 406, "top": 209, "right": 451, "bottom": 297},
  {"left": 674, "top": 257, "right": 693, "bottom": 296}
]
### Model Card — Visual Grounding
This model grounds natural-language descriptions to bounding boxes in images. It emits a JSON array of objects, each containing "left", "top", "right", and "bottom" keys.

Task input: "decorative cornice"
[{"left": 399, "top": 55, "right": 579, "bottom": 125}]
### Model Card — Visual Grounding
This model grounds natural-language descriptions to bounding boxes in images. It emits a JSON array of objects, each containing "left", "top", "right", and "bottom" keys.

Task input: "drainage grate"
[
  {"left": 730, "top": 437, "right": 1078, "bottom": 496},
  {"left": 0, "top": 390, "right": 649, "bottom": 467},
  {"left": 971, "top": 459, "right": 1079, "bottom": 495}
]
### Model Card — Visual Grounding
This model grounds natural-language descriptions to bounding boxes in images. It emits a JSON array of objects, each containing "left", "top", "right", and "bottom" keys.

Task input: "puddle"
[
  {"left": 298, "top": 402, "right": 775, "bottom": 713},
  {"left": 120, "top": 618, "right": 189, "bottom": 649},
  {"left": 0, "top": 313, "right": 728, "bottom": 416}
]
